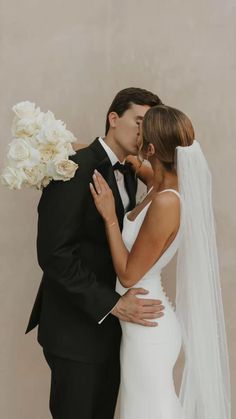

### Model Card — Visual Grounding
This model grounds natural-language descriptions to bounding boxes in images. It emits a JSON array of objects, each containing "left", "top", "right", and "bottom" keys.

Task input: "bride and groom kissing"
[{"left": 25, "top": 88, "right": 230, "bottom": 419}]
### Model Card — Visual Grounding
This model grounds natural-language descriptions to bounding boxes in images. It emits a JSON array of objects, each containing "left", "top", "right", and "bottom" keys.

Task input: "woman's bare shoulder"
[
  {"left": 146, "top": 190, "right": 180, "bottom": 226},
  {"left": 152, "top": 190, "right": 180, "bottom": 208}
]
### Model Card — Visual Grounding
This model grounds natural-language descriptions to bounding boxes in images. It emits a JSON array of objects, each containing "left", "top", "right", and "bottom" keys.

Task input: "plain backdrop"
[{"left": 0, "top": 1, "right": 235, "bottom": 418}]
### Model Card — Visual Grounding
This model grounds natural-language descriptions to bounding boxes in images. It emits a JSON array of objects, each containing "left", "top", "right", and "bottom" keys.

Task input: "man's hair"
[{"left": 105, "top": 87, "right": 162, "bottom": 135}]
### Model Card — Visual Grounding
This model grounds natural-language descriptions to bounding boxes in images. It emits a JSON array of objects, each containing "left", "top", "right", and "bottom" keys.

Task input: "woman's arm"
[{"left": 90, "top": 170, "right": 180, "bottom": 288}]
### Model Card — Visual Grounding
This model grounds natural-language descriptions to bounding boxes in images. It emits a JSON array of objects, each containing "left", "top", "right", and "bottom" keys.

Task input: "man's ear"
[{"left": 108, "top": 112, "right": 118, "bottom": 129}]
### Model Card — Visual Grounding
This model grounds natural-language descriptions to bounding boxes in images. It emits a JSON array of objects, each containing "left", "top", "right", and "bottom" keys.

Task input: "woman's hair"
[
  {"left": 142, "top": 105, "right": 195, "bottom": 171},
  {"left": 105, "top": 87, "right": 162, "bottom": 135}
]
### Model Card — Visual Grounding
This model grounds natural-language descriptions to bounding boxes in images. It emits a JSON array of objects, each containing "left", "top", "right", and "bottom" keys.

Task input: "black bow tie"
[{"left": 113, "top": 161, "right": 130, "bottom": 174}]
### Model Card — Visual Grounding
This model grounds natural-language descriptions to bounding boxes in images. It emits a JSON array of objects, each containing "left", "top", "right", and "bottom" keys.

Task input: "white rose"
[
  {"left": 8, "top": 138, "right": 30, "bottom": 161},
  {"left": 7, "top": 138, "right": 41, "bottom": 168},
  {"left": 64, "top": 142, "right": 76, "bottom": 156},
  {"left": 55, "top": 159, "right": 78, "bottom": 180},
  {"left": 1, "top": 166, "right": 26, "bottom": 189},
  {"left": 47, "top": 159, "right": 78, "bottom": 181},
  {"left": 12, "top": 116, "right": 40, "bottom": 138},
  {"left": 36, "top": 116, "right": 76, "bottom": 145},
  {"left": 40, "top": 176, "right": 51, "bottom": 188},
  {"left": 36, "top": 126, "right": 62, "bottom": 145},
  {"left": 39, "top": 142, "right": 69, "bottom": 163},
  {"left": 54, "top": 120, "right": 76, "bottom": 143},
  {"left": 12, "top": 101, "right": 40, "bottom": 119},
  {"left": 35, "top": 111, "right": 55, "bottom": 132},
  {"left": 24, "top": 163, "right": 47, "bottom": 186},
  {"left": 62, "top": 128, "right": 77, "bottom": 143},
  {"left": 34, "top": 176, "right": 52, "bottom": 190}
]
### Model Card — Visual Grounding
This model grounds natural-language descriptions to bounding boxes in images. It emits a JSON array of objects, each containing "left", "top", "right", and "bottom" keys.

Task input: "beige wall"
[{"left": 0, "top": 1, "right": 235, "bottom": 417}]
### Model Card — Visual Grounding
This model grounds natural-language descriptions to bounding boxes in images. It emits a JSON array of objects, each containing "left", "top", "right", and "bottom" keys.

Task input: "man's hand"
[{"left": 111, "top": 288, "right": 165, "bottom": 327}]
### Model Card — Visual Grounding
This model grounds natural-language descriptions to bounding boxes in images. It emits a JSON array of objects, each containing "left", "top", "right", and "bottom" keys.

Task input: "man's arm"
[{"left": 37, "top": 154, "right": 120, "bottom": 323}]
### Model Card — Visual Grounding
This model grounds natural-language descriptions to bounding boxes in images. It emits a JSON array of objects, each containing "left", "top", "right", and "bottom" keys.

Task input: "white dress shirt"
[
  {"left": 97, "top": 137, "right": 130, "bottom": 323},
  {"left": 98, "top": 137, "right": 130, "bottom": 211}
]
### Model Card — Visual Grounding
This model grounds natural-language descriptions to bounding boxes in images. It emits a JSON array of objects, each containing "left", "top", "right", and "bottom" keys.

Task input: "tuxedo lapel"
[
  {"left": 89, "top": 139, "right": 125, "bottom": 229},
  {"left": 123, "top": 162, "right": 137, "bottom": 211}
]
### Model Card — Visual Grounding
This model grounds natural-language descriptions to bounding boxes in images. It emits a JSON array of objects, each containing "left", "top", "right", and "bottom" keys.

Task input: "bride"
[{"left": 89, "top": 105, "right": 231, "bottom": 419}]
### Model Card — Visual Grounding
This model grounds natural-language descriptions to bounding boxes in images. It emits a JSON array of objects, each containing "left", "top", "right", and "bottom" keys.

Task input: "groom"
[{"left": 26, "top": 87, "right": 164, "bottom": 419}]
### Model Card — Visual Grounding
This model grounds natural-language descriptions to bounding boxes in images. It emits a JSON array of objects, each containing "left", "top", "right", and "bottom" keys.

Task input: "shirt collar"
[{"left": 98, "top": 137, "right": 125, "bottom": 165}]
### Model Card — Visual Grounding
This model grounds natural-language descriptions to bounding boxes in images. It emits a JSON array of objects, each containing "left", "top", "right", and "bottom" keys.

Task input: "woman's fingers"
[
  {"left": 92, "top": 172, "right": 102, "bottom": 194},
  {"left": 94, "top": 170, "right": 109, "bottom": 191},
  {"left": 89, "top": 182, "right": 98, "bottom": 200},
  {"left": 91, "top": 170, "right": 112, "bottom": 199}
]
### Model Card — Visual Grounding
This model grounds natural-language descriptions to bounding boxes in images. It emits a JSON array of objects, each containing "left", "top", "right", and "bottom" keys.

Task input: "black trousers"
[{"left": 43, "top": 348, "right": 120, "bottom": 419}]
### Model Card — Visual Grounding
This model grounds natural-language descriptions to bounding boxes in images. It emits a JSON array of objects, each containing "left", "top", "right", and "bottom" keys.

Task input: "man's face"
[{"left": 113, "top": 103, "right": 150, "bottom": 156}]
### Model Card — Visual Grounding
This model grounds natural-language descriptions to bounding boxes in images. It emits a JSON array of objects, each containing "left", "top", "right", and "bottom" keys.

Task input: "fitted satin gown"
[{"left": 116, "top": 189, "right": 184, "bottom": 419}]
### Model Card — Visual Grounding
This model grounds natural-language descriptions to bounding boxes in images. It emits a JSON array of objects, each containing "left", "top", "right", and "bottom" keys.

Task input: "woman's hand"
[
  {"left": 90, "top": 170, "right": 116, "bottom": 224},
  {"left": 126, "top": 155, "right": 154, "bottom": 189}
]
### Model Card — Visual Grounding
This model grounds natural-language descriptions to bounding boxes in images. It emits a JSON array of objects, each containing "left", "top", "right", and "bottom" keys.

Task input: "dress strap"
[{"left": 158, "top": 189, "right": 181, "bottom": 199}]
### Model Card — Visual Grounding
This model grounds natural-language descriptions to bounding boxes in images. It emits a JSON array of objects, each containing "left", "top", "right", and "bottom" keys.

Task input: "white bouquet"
[{"left": 1, "top": 101, "right": 79, "bottom": 190}]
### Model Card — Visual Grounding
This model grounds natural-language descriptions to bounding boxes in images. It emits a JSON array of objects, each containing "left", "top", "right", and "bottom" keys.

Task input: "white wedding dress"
[{"left": 116, "top": 189, "right": 184, "bottom": 419}]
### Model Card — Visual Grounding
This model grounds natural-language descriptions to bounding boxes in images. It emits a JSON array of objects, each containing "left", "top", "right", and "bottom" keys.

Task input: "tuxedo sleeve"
[
  {"left": 98, "top": 300, "right": 120, "bottom": 324},
  {"left": 36, "top": 154, "right": 120, "bottom": 323}
]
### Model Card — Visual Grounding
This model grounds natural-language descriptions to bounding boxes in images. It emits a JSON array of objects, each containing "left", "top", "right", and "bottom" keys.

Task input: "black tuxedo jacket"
[{"left": 25, "top": 138, "right": 137, "bottom": 363}]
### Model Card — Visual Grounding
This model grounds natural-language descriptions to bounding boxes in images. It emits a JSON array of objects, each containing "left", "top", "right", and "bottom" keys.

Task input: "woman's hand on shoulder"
[
  {"left": 89, "top": 170, "right": 116, "bottom": 224},
  {"left": 126, "top": 155, "right": 154, "bottom": 187}
]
